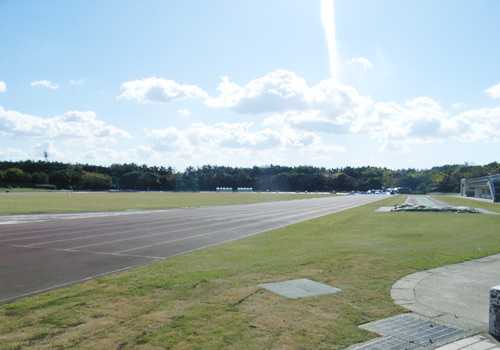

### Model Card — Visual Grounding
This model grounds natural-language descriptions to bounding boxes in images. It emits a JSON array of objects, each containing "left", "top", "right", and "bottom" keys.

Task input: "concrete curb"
[
  {"left": 391, "top": 254, "right": 500, "bottom": 348},
  {"left": 392, "top": 254, "right": 500, "bottom": 331}
]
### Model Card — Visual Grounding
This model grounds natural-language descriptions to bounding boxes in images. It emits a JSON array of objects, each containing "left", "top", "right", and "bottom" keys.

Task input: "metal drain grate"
[
  {"left": 353, "top": 335, "right": 422, "bottom": 350},
  {"left": 353, "top": 314, "right": 466, "bottom": 349}
]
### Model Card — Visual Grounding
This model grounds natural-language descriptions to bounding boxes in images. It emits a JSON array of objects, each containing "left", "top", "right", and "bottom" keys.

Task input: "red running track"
[{"left": 0, "top": 195, "right": 387, "bottom": 304}]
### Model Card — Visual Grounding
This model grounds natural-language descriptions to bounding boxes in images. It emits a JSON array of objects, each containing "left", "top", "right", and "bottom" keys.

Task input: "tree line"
[{"left": 0, "top": 160, "right": 499, "bottom": 193}]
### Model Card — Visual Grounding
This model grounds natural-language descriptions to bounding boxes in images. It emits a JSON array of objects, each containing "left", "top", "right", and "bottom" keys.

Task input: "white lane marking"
[
  {"left": 4, "top": 198, "right": 334, "bottom": 246},
  {"left": 20, "top": 195, "right": 384, "bottom": 252},
  {"left": 5, "top": 243, "right": 163, "bottom": 260},
  {"left": 10, "top": 206, "right": 292, "bottom": 247},
  {"left": 0, "top": 195, "right": 388, "bottom": 304},
  {"left": 68, "top": 207, "right": 305, "bottom": 250},
  {"left": 4, "top": 195, "right": 385, "bottom": 254},
  {"left": 0, "top": 204, "right": 284, "bottom": 241},
  {"left": 0, "top": 209, "right": 175, "bottom": 225},
  {"left": 111, "top": 198, "right": 381, "bottom": 255}
]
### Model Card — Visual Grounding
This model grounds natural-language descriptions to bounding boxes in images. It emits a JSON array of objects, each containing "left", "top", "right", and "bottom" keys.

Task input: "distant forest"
[{"left": 0, "top": 160, "right": 499, "bottom": 193}]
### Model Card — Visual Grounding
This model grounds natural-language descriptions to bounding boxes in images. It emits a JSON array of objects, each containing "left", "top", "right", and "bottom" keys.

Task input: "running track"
[{"left": 0, "top": 195, "right": 386, "bottom": 304}]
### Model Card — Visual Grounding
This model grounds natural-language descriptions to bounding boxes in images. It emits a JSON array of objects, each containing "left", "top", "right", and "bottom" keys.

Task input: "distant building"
[
  {"left": 460, "top": 174, "right": 500, "bottom": 202},
  {"left": 395, "top": 187, "right": 411, "bottom": 194}
]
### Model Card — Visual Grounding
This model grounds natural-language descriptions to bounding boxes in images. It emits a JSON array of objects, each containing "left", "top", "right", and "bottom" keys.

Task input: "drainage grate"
[
  {"left": 258, "top": 278, "right": 342, "bottom": 299},
  {"left": 353, "top": 335, "right": 422, "bottom": 350},
  {"left": 353, "top": 314, "right": 466, "bottom": 349}
]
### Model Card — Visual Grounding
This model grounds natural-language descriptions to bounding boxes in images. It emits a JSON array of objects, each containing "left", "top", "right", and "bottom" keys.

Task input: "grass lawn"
[
  {"left": 0, "top": 191, "right": 335, "bottom": 214},
  {"left": 0, "top": 195, "right": 499, "bottom": 349}
]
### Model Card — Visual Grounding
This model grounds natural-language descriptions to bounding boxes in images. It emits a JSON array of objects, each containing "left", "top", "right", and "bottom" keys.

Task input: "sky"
[{"left": 1, "top": 0, "right": 500, "bottom": 171}]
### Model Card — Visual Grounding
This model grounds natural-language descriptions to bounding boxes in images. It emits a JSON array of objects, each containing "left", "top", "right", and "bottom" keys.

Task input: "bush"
[
  {"left": 5, "top": 168, "right": 32, "bottom": 183},
  {"left": 81, "top": 172, "right": 113, "bottom": 191}
]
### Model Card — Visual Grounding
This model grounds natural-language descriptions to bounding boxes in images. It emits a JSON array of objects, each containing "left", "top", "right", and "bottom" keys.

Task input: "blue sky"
[{"left": 1, "top": 0, "right": 500, "bottom": 171}]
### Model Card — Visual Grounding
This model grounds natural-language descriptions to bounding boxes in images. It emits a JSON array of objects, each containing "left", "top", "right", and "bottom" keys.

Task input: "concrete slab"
[
  {"left": 416, "top": 196, "right": 447, "bottom": 208},
  {"left": 390, "top": 287, "right": 416, "bottom": 301},
  {"left": 476, "top": 208, "right": 500, "bottom": 215},
  {"left": 391, "top": 253, "right": 500, "bottom": 332},
  {"left": 376, "top": 207, "right": 394, "bottom": 212},
  {"left": 394, "top": 195, "right": 499, "bottom": 214},
  {"left": 435, "top": 335, "right": 500, "bottom": 350},
  {"left": 416, "top": 265, "right": 498, "bottom": 329},
  {"left": 258, "top": 278, "right": 342, "bottom": 299}
]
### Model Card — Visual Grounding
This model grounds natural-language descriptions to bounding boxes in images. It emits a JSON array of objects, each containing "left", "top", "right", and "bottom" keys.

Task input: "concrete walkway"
[
  {"left": 435, "top": 334, "right": 499, "bottom": 350},
  {"left": 391, "top": 253, "right": 500, "bottom": 349}
]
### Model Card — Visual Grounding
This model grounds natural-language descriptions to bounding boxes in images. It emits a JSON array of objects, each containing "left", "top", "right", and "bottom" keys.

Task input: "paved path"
[
  {"left": 390, "top": 196, "right": 500, "bottom": 349},
  {"left": 391, "top": 255, "right": 500, "bottom": 331},
  {"left": 435, "top": 334, "right": 500, "bottom": 350},
  {"left": 405, "top": 195, "right": 452, "bottom": 208},
  {"left": 392, "top": 254, "right": 500, "bottom": 349},
  {"left": 0, "top": 194, "right": 386, "bottom": 304}
]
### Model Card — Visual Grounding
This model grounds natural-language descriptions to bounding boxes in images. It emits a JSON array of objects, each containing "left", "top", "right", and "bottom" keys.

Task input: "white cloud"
[
  {"left": 119, "top": 70, "right": 373, "bottom": 126},
  {"left": 30, "top": 80, "right": 59, "bottom": 90},
  {"left": 31, "top": 140, "right": 63, "bottom": 160},
  {"left": 379, "top": 142, "right": 410, "bottom": 153},
  {"left": 264, "top": 110, "right": 353, "bottom": 134},
  {"left": 0, "top": 107, "right": 48, "bottom": 137},
  {"left": 0, "top": 81, "right": 6, "bottom": 92},
  {"left": 147, "top": 122, "right": 282, "bottom": 155},
  {"left": 145, "top": 120, "right": 346, "bottom": 165},
  {"left": 206, "top": 70, "right": 373, "bottom": 121},
  {"left": 452, "top": 102, "right": 467, "bottom": 109},
  {"left": 0, "top": 147, "right": 28, "bottom": 161},
  {"left": 205, "top": 70, "right": 494, "bottom": 155},
  {"left": 147, "top": 127, "right": 187, "bottom": 153},
  {"left": 186, "top": 122, "right": 282, "bottom": 150},
  {"left": 450, "top": 107, "right": 500, "bottom": 142},
  {"left": 346, "top": 57, "right": 373, "bottom": 72},
  {"left": 118, "top": 77, "right": 207, "bottom": 104},
  {"left": 0, "top": 107, "right": 130, "bottom": 144},
  {"left": 354, "top": 97, "right": 500, "bottom": 152},
  {"left": 0, "top": 107, "right": 133, "bottom": 163},
  {"left": 29, "top": 140, "right": 139, "bottom": 164},
  {"left": 52, "top": 111, "right": 131, "bottom": 145},
  {"left": 360, "top": 97, "right": 451, "bottom": 147},
  {"left": 118, "top": 70, "right": 500, "bottom": 159},
  {"left": 261, "top": 87, "right": 500, "bottom": 154},
  {"left": 206, "top": 70, "right": 310, "bottom": 112},
  {"left": 70, "top": 78, "right": 85, "bottom": 85},
  {"left": 177, "top": 108, "right": 191, "bottom": 117},
  {"left": 485, "top": 83, "right": 500, "bottom": 99},
  {"left": 78, "top": 148, "right": 136, "bottom": 164}
]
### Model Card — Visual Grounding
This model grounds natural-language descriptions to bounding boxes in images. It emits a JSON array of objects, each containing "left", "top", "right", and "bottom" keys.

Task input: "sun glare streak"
[{"left": 321, "top": 0, "right": 338, "bottom": 82}]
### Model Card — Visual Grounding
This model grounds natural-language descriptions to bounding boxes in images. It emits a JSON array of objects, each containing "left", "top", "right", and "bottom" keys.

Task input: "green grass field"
[
  {"left": 0, "top": 191, "right": 334, "bottom": 214},
  {"left": 0, "top": 195, "right": 499, "bottom": 349}
]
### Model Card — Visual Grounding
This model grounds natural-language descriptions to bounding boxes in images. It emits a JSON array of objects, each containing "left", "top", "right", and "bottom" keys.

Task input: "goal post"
[{"left": 175, "top": 178, "right": 199, "bottom": 192}]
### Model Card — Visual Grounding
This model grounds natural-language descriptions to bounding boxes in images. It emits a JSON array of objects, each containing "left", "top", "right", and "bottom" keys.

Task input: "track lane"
[{"left": 0, "top": 195, "right": 387, "bottom": 303}]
